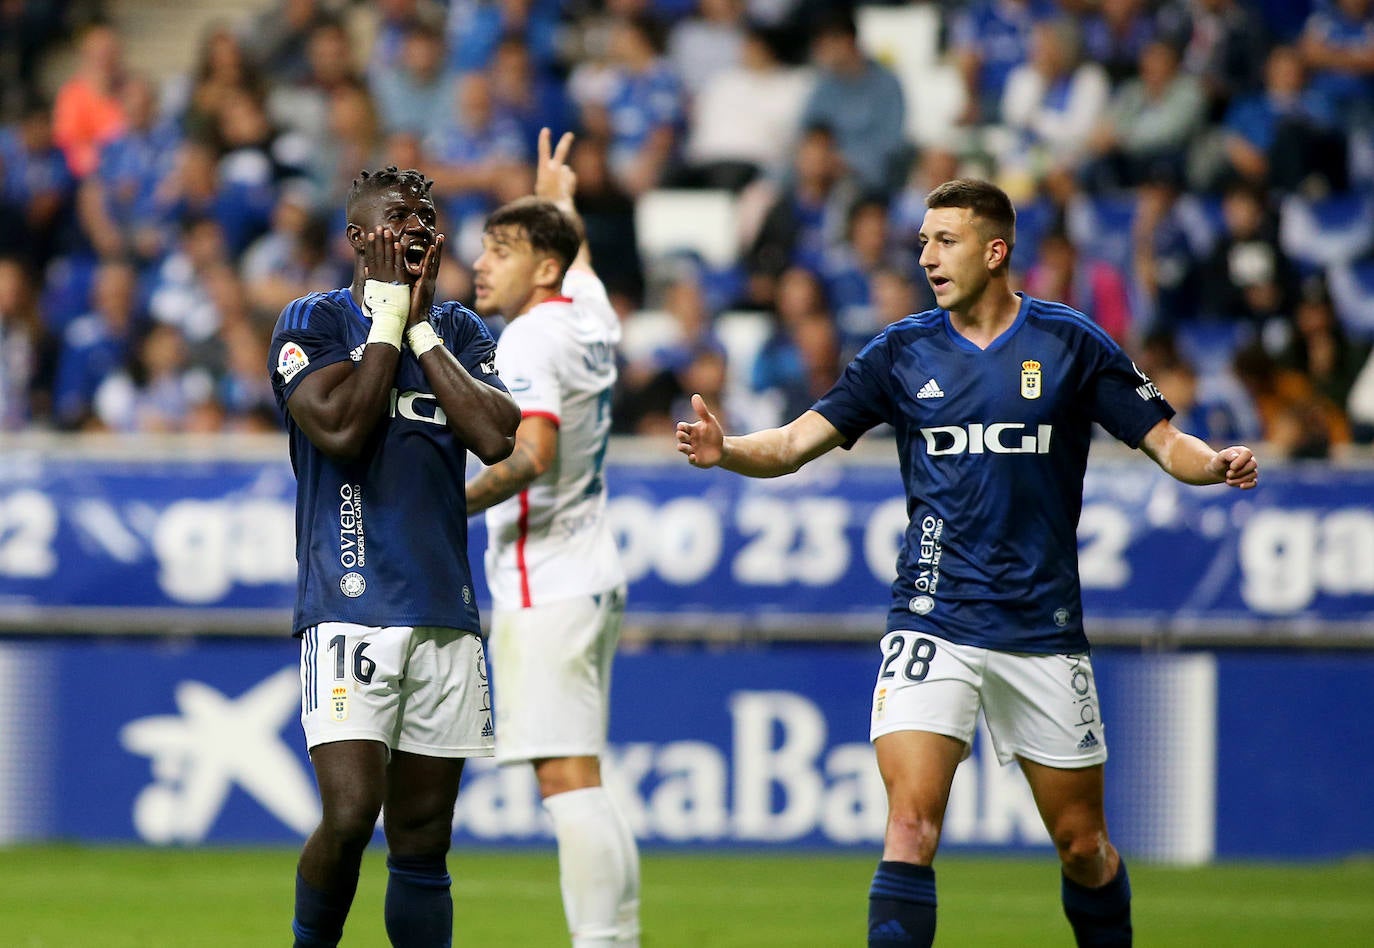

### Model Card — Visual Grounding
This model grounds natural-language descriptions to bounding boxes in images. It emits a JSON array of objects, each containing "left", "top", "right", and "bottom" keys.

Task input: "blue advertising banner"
[
  {"left": 0, "top": 444, "right": 1372, "bottom": 636},
  {"left": 1, "top": 639, "right": 1370, "bottom": 860}
]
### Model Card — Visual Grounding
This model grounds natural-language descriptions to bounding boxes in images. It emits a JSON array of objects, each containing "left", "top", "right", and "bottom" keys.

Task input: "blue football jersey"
[
  {"left": 812, "top": 294, "right": 1173, "bottom": 653},
  {"left": 269, "top": 288, "right": 507, "bottom": 635}
]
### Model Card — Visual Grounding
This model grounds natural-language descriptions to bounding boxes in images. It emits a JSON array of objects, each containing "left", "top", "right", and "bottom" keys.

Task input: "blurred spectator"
[
  {"left": 0, "top": 0, "right": 68, "bottom": 119},
  {"left": 362, "top": 0, "right": 447, "bottom": 82},
  {"left": 890, "top": 146, "right": 961, "bottom": 260},
  {"left": 1277, "top": 285, "right": 1371, "bottom": 416},
  {"left": 751, "top": 265, "right": 841, "bottom": 422},
  {"left": 1232, "top": 340, "right": 1351, "bottom": 458},
  {"left": 822, "top": 194, "right": 917, "bottom": 353},
  {"left": 1021, "top": 228, "right": 1134, "bottom": 343},
  {"left": 446, "top": 0, "right": 560, "bottom": 77},
  {"left": 217, "top": 312, "right": 280, "bottom": 431},
  {"left": 742, "top": 123, "right": 855, "bottom": 307},
  {"left": 77, "top": 74, "right": 182, "bottom": 265},
  {"left": 1129, "top": 166, "right": 1211, "bottom": 331},
  {"left": 0, "top": 96, "right": 76, "bottom": 269},
  {"left": 1220, "top": 44, "right": 1347, "bottom": 195},
  {"left": 425, "top": 71, "right": 530, "bottom": 259},
  {"left": 799, "top": 8, "right": 906, "bottom": 194},
  {"left": 999, "top": 18, "right": 1111, "bottom": 175},
  {"left": 147, "top": 215, "right": 231, "bottom": 349},
  {"left": 668, "top": 0, "right": 747, "bottom": 97},
  {"left": 1081, "top": 0, "right": 1158, "bottom": 88},
  {"left": 578, "top": 13, "right": 686, "bottom": 197},
  {"left": 675, "top": 22, "right": 814, "bottom": 190},
  {"left": 1084, "top": 40, "right": 1205, "bottom": 192},
  {"left": 614, "top": 266, "right": 728, "bottom": 435},
  {"left": 241, "top": 181, "right": 346, "bottom": 320},
  {"left": 52, "top": 21, "right": 127, "bottom": 179},
  {"left": 950, "top": 0, "right": 1056, "bottom": 125},
  {"left": 93, "top": 322, "right": 210, "bottom": 433},
  {"left": 52, "top": 259, "right": 141, "bottom": 430},
  {"left": 487, "top": 34, "right": 573, "bottom": 149},
  {"left": 1199, "top": 181, "right": 1299, "bottom": 326},
  {"left": 1298, "top": 0, "right": 1374, "bottom": 128},
  {"left": 172, "top": 22, "right": 265, "bottom": 145},
  {"left": 266, "top": 19, "right": 360, "bottom": 158},
  {"left": 1156, "top": 0, "right": 1271, "bottom": 120},
  {"left": 308, "top": 84, "right": 386, "bottom": 210},
  {"left": 369, "top": 18, "right": 451, "bottom": 137},
  {"left": 567, "top": 133, "right": 644, "bottom": 309},
  {"left": 243, "top": 0, "right": 333, "bottom": 86},
  {"left": 0, "top": 256, "right": 57, "bottom": 429}
]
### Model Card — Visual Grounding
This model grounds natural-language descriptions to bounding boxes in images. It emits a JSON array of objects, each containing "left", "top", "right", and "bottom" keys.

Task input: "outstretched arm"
[
  {"left": 1139, "top": 418, "right": 1258, "bottom": 489},
  {"left": 676, "top": 394, "right": 846, "bottom": 477}
]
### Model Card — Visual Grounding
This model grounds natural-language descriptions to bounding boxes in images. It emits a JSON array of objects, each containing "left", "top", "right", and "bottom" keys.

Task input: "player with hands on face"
[
  {"left": 269, "top": 166, "right": 519, "bottom": 948},
  {"left": 466, "top": 128, "right": 640, "bottom": 948},
  {"left": 677, "top": 178, "right": 1256, "bottom": 948}
]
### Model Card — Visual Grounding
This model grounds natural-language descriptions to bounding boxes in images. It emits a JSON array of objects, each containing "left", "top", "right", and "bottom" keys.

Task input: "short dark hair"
[
  {"left": 484, "top": 197, "right": 582, "bottom": 276},
  {"left": 925, "top": 178, "right": 1016, "bottom": 254},
  {"left": 347, "top": 166, "right": 434, "bottom": 220}
]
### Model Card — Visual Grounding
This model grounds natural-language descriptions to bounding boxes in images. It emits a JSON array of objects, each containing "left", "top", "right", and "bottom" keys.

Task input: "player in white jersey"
[{"left": 466, "top": 129, "right": 637, "bottom": 948}]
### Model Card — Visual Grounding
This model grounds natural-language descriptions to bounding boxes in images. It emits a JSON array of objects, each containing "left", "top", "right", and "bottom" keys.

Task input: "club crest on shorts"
[
  {"left": 340, "top": 572, "right": 366, "bottom": 598},
  {"left": 331, "top": 686, "right": 348, "bottom": 722},
  {"left": 908, "top": 595, "right": 934, "bottom": 615},
  {"left": 1020, "top": 360, "right": 1042, "bottom": 399}
]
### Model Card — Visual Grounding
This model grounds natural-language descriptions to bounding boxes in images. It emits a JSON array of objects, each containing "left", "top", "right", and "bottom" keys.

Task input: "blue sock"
[
  {"left": 1062, "top": 859, "right": 1133, "bottom": 947},
  {"left": 384, "top": 852, "right": 453, "bottom": 948},
  {"left": 292, "top": 870, "right": 357, "bottom": 948},
  {"left": 868, "top": 860, "right": 937, "bottom": 946}
]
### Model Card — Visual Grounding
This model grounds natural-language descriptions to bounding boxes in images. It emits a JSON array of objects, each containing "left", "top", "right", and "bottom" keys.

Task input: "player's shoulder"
[
  {"left": 273, "top": 288, "right": 351, "bottom": 336},
  {"left": 1022, "top": 295, "right": 1117, "bottom": 349},
  {"left": 434, "top": 300, "right": 498, "bottom": 344},
  {"left": 861, "top": 308, "right": 943, "bottom": 353}
]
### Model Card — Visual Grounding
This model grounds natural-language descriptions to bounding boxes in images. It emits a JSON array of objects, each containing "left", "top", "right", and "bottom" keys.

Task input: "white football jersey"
[{"left": 483, "top": 269, "right": 626, "bottom": 608}]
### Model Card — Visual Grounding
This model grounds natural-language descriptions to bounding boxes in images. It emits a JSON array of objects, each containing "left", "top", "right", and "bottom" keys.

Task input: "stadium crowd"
[{"left": 2, "top": 0, "right": 1373, "bottom": 458}]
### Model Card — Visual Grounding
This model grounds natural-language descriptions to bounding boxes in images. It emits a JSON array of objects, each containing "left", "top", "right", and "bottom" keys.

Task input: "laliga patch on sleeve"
[{"left": 277, "top": 342, "right": 310, "bottom": 382}]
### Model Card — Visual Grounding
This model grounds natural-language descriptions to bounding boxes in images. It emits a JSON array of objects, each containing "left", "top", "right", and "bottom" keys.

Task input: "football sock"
[
  {"left": 384, "top": 852, "right": 453, "bottom": 948},
  {"left": 292, "top": 869, "right": 358, "bottom": 948},
  {"left": 1062, "top": 859, "right": 1132, "bottom": 947},
  {"left": 867, "top": 860, "right": 937, "bottom": 946},
  {"left": 545, "top": 786, "right": 637, "bottom": 948},
  {"left": 605, "top": 788, "right": 642, "bottom": 945}
]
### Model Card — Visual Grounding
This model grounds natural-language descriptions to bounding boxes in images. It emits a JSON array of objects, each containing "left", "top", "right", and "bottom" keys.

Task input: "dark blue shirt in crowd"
[
  {"left": 269, "top": 288, "right": 506, "bottom": 636},
  {"left": 812, "top": 294, "right": 1174, "bottom": 654}
]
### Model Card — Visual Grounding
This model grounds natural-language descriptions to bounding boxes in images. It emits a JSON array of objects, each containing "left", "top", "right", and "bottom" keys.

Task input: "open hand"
[
  {"left": 409, "top": 232, "right": 445, "bottom": 326},
  {"left": 363, "top": 225, "right": 405, "bottom": 285},
  {"left": 676, "top": 394, "right": 725, "bottom": 468}
]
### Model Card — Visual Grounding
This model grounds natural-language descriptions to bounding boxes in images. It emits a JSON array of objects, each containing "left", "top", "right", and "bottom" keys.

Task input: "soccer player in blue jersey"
[
  {"left": 676, "top": 178, "right": 1258, "bottom": 948},
  {"left": 268, "top": 166, "right": 521, "bottom": 948}
]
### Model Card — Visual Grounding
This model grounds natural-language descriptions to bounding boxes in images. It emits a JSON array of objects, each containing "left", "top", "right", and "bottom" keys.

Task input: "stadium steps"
[{"left": 109, "top": 0, "right": 274, "bottom": 82}]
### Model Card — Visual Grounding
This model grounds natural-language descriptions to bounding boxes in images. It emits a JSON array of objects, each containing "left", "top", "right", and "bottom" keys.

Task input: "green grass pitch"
[{"left": 2, "top": 846, "right": 1371, "bottom": 946}]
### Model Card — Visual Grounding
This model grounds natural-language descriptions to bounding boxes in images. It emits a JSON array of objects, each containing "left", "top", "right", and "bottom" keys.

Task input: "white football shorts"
[
  {"left": 488, "top": 586, "right": 626, "bottom": 765},
  {"left": 869, "top": 630, "right": 1107, "bottom": 768},
  {"left": 300, "top": 623, "right": 493, "bottom": 758}
]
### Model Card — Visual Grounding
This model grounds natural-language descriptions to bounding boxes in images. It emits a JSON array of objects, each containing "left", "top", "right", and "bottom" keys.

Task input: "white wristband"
[
  {"left": 364, "top": 280, "right": 408, "bottom": 351},
  {"left": 407, "top": 322, "right": 443, "bottom": 357}
]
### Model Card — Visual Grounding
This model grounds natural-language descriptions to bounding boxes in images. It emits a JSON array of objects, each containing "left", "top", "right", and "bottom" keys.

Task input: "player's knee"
[
  {"left": 384, "top": 808, "right": 457, "bottom": 855},
  {"left": 1053, "top": 827, "right": 1109, "bottom": 873},
  {"left": 884, "top": 810, "right": 943, "bottom": 862},
  {"left": 320, "top": 800, "right": 382, "bottom": 850}
]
